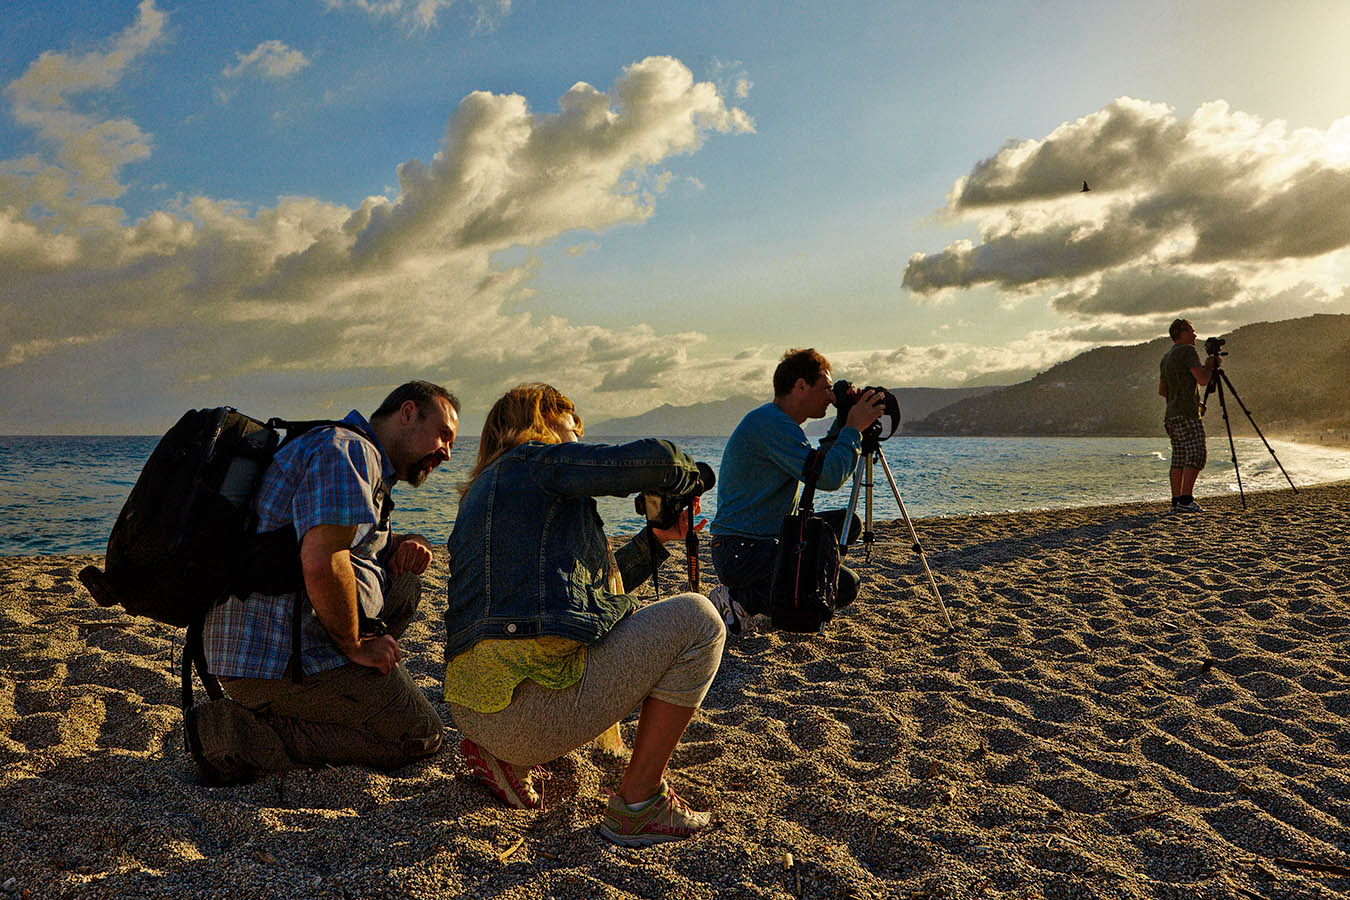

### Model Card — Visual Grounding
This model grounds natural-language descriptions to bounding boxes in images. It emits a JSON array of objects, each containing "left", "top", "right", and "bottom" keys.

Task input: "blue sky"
[{"left": 3, "top": 0, "right": 1348, "bottom": 432}]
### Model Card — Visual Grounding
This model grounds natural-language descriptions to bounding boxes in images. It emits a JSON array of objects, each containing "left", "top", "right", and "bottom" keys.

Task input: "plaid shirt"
[{"left": 203, "top": 410, "right": 396, "bottom": 679}]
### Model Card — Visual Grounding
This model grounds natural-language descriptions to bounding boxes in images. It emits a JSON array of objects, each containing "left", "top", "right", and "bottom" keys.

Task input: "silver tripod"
[{"left": 839, "top": 444, "right": 952, "bottom": 630}]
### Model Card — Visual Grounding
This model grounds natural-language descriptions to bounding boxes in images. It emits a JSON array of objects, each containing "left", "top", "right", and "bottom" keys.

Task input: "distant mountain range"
[
  {"left": 587, "top": 314, "right": 1350, "bottom": 441},
  {"left": 587, "top": 395, "right": 762, "bottom": 436},
  {"left": 907, "top": 313, "right": 1350, "bottom": 439},
  {"left": 587, "top": 386, "right": 1003, "bottom": 436}
]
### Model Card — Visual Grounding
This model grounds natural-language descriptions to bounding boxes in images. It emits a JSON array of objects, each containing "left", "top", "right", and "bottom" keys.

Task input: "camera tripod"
[
  {"left": 838, "top": 439, "right": 952, "bottom": 629},
  {"left": 1199, "top": 361, "right": 1297, "bottom": 509}
]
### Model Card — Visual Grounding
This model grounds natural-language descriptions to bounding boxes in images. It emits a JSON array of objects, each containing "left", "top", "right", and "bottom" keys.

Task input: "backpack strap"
[
  {"left": 269, "top": 418, "right": 377, "bottom": 449},
  {"left": 181, "top": 617, "right": 224, "bottom": 744},
  {"left": 797, "top": 449, "right": 825, "bottom": 514},
  {"left": 277, "top": 422, "right": 392, "bottom": 682}
]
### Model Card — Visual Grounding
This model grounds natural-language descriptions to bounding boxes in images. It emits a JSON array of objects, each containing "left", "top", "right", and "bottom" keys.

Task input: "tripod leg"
[
  {"left": 1214, "top": 376, "right": 1246, "bottom": 510},
  {"left": 864, "top": 454, "right": 875, "bottom": 562},
  {"left": 1218, "top": 370, "right": 1299, "bottom": 494},
  {"left": 839, "top": 455, "right": 864, "bottom": 552},
  {"left": 874, "top": 450, "right": 953, "bottom": 630}
]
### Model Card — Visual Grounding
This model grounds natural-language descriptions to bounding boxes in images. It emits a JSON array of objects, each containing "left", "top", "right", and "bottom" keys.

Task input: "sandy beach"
[{"left": 3, "top": 482, "right": 1348, "bottom": 899}]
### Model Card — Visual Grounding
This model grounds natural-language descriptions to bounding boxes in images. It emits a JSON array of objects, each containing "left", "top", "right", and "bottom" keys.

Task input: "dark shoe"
[
  {"left": 186, "top": 699, "right": 291, "bottom": 786},
  {"left": 184, "top": 704, "right": 254, "bottom": 786}
]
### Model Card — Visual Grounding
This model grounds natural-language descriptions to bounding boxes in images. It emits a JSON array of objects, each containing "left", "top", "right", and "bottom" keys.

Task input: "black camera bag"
[{"left": 769, "top": 450, "right": 841, "bottom": 632}]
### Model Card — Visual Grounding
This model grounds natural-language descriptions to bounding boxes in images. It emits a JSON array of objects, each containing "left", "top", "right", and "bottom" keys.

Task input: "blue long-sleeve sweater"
[{"left": 710, "top": 402, "right": 863, "bottom": 540}]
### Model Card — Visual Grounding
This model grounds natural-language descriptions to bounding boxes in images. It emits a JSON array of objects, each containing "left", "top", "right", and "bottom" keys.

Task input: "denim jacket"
[{"left": 444, "top": 438, "right": 702, "bottom": 660}]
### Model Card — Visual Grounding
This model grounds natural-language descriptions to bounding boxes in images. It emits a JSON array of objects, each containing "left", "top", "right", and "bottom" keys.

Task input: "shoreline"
[
  {"left": 0, "top": 474, "right": 1336, "bottom": 564},
  {"left": 4, "top": 482, "right": 1350, "bottom": 898}
]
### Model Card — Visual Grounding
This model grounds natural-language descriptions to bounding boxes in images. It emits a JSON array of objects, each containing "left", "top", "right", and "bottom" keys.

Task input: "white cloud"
[
  {"left": 322, "top": 0, "right": 511, "bottom": 32},
  {"left": 564, "top": 240, "right": 600, "bottom": 257},
  {"left": 0, "top": 33, "right": 752, "bottom": 429},
  {"left": 904, "top": 98, "right": 1350, "bottom": 328},
  {"left": 707, "top": 58, "right": 753, "bottom": 105},
  {"left": 1, "top": 0, "right": 165, "bottom": 216},
  {"left": 223, "top": 41, "right": 311, "bottom": 79},
  {"left": 3, "top": 0, "right": 165, "bottom": 109}
]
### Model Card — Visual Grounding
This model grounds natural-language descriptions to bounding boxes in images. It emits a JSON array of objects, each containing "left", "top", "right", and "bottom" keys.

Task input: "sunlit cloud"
[
  {"left": 223, "top": 41, "right": 311, "bottom": 79},
  {"left": 707, "top": 58, "right": 753, "bottom": 104},
  {"left": 827, "top": 341, "right": 1065, "bottom": 389},
  {"left": 0, "top": 5, "right": 752, "bottom": 430},
  {"left": 1, "top": 0, "right": 165, "bottom": 215},
  {"left": 904, "top": 97, "right": 1350, "bottom": 332}
]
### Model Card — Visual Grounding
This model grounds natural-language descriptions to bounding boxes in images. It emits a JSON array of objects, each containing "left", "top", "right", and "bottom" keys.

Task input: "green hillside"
[{"left": 908, "top": 314, "right": 1350, "bottom": 439}]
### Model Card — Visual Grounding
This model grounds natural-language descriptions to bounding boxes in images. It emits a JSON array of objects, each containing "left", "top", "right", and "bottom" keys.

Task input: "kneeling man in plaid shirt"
[{"left": 193, "top": 381, "right": 459, "bottom": 784}]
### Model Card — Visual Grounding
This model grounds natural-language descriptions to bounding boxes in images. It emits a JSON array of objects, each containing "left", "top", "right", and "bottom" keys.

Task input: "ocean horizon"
[{"left": 4, "top": 434, "right": 1349, "bottom": 557}]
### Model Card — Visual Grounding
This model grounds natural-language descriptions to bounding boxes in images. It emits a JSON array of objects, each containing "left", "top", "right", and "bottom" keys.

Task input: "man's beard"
[{"left": 404, "top": 453, "right": 438, "bottom": 487}]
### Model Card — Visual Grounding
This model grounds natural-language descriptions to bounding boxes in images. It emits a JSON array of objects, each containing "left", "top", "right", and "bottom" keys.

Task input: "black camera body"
[
  {"left": 1204, "top": 336, "right": 1226, "bottom": 356},
  {"left": 832, "top": 380, "right": 902, "bottom": 442},
  {"left": 634, "top": 461, "right": 716, "bottom": 531}
]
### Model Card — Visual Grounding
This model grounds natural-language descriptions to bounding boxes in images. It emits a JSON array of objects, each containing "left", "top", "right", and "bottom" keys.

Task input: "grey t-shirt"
[{"left": 1160, "top": 343, "right": 1202, "bottom": 418}]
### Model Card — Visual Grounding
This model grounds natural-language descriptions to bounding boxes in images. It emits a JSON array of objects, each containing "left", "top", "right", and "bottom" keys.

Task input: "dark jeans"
[{"left": 710, "top": 509, "right": 861, "bottom": 617}]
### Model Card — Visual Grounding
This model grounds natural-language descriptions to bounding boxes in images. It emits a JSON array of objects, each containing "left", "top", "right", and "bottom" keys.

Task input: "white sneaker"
[
  {"left": 707, "top": 584, "right": 742, "bottom": 634},
  {"left": 1174, "top": 499, "right": 1204, "bottom": 513}
]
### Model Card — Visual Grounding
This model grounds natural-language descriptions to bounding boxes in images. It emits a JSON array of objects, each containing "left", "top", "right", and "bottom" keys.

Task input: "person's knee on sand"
[{"left": 220, "top": 657, "right": 444, "bottom": 771}]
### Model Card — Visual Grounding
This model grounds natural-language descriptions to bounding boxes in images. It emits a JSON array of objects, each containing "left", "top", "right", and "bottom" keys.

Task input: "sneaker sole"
[
  {"left": 708, "top": 588, "right": 742, "bottom": 635},
  {"left": 595, "top": 823, "right": 696, "bottom": 847}
]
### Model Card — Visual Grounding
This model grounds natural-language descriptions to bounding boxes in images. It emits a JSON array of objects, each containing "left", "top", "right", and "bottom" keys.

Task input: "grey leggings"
[{"left": 449, "top": 592, "right": 726, "bottom": 767}]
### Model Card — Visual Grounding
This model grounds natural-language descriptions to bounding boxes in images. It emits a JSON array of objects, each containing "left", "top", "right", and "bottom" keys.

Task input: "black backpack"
[
  {"left": 78, "top": 408, "right": 369, "bottom": 711},
  {"left": 769, "top": 450, "right": 841, "bottom": 632}
]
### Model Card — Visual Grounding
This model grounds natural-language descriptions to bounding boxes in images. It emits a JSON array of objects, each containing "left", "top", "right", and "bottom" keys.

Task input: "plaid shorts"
[{"left": 1164, "top": 415, "right": 1206, "bottom": 470}]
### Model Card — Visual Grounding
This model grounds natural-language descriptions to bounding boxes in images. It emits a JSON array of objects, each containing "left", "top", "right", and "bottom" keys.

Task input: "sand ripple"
[{"left": 3, "top": 484, "right": 1350, "bottom": 898}]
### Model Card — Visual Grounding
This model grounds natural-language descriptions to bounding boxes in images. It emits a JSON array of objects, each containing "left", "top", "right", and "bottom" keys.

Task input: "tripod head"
[{"left": 1201, "top": 348, "right": 1227, "bottom": 402}]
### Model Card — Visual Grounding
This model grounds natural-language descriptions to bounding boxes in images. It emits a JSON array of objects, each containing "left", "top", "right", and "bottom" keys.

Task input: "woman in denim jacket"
[{"left": 444, "top": 384, "right": 726, "bottom": 846}]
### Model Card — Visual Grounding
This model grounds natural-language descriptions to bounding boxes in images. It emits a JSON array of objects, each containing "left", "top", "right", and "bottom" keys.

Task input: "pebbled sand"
[{"left": 2, "top": 482, "right": 1348, "bottom": 899}]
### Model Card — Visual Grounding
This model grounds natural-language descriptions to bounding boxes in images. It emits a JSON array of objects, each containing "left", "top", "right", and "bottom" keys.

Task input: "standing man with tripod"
[
  {"left": 1159, "top": 318, "right": 1220, "bottom": 513},
  {"left": 708, "top": 348, "right": 883, "bottom": 633}
]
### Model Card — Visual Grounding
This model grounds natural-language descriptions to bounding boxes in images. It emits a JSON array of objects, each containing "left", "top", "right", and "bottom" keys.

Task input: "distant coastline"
[{"left": 7, "top": 435, "right": 1350, "bottom": 557}]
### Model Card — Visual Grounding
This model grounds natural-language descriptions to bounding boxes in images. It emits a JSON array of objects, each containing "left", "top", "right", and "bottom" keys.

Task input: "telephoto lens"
[
  {"left": 634, "top": 461, "right": 716, "bottom": 530},
  {"left": 832, "top": 380, "right": 902, "bottom": 441}
]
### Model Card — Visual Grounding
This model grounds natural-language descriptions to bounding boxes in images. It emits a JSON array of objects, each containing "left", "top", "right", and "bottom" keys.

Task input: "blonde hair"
[{"left": 460, "top": 383, "right": 583, "bottom": 497}]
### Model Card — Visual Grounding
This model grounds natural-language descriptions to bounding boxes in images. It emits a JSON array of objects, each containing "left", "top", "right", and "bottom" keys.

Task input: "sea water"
[{"left": 3, "top": 434, "right": 1349, "bottom": 556}]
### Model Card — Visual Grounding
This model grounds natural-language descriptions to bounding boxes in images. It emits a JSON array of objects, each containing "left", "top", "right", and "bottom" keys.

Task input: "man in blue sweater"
[{"left": 709, "top": 348, "right": 884, "bottom": 632}]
